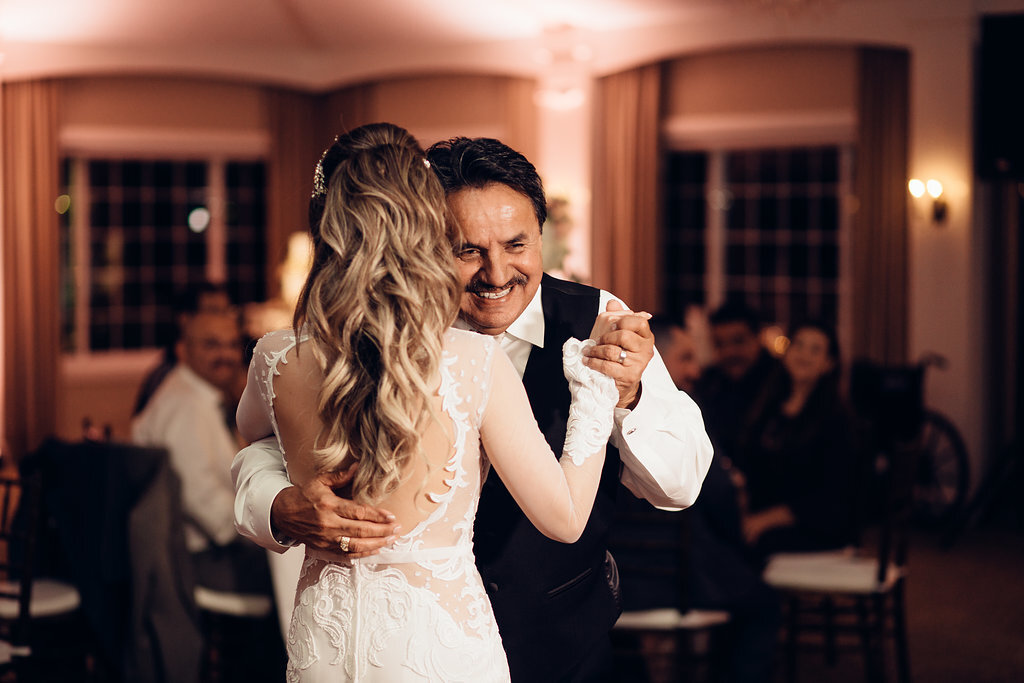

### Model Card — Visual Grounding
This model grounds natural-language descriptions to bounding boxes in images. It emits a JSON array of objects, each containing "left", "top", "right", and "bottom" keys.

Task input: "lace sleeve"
[
  {"left": 476, "top": 336, "right": 498, "bottom": 428},
  {"left": 561, "top": 338, "right": 619, "bottom": 465},
  {"left": 236, "top": 329, "right": 301, "bottom": 450},
  {"left": 237, "top": 352, "right": 274, "bottom": 445},
  {"left": 479, "top": 338, "right": 617, "bottom": 543}
]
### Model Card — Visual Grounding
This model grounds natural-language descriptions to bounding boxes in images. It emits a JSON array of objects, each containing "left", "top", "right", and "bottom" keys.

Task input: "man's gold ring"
[
  {"left": 617, "top": 349, "right": 628, "bottom": 364},
  {"left": 339, "top": 536, "right": 351, "bottom": 553}
]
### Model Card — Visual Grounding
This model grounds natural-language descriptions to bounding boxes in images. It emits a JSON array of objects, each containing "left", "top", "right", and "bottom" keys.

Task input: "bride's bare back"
[{"left": 269, "top": 338, "right": 454, "bottom": 534}]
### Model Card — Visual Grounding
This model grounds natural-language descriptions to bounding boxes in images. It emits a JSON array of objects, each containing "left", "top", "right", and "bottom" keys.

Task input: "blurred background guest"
[
  {"left": 131, "top": 309, "right": 271, "bottom": 597},
  {"left": 696, "top": 301, "right": 782, "bottom": 471},
  {"left": 733, "top": 319, "right": 860, "bottom": 559},
  {"left": 648, "top": 314, "right": 702, "bottom": 394},
  {"left": 611, "top": 312, "right": 779, "bottom": 683},
  {"left": 133, "top": 282, "right": 239, "bottom": 417}
]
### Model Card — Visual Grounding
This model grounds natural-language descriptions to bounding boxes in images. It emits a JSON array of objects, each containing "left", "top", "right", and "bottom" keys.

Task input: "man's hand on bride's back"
[{"left": 270, "top": 465, "right": 401, "bottom": 558}]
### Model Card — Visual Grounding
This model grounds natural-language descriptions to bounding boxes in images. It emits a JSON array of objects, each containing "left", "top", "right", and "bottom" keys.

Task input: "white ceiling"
[
  {"left": 9, "top": 1, "right": 1021, "bottom": 90},
  {"left": 0, "top": 0, "right": 737, "bottom": 89}
]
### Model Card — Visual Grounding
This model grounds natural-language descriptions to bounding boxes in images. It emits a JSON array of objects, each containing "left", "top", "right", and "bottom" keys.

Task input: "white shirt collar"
[
  {"left": 175, "top": 364, "right": 224, "bottom": 404},
  {"left": 453, "top": 281, "right": 546, "bottom": 349},
  {"left": 503, "top": 281, "right": 545, "bottom": 349}
]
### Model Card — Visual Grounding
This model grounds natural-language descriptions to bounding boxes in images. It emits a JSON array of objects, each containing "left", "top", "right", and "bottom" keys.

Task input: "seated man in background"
[
  {"left": 133, "top": 282, "right": 237, "bottom": 416},
  {"left": 611, "top": 312, "right": 779, "bottom": 683},
  {"left": 695, "top": 301, "right": 781, "bottom": 470},
  {"left": 647, "top": 315, "right": 702, "bottom": 394},
  {"left": 132, "top": 309, "right": 270, "bottom": 596}
]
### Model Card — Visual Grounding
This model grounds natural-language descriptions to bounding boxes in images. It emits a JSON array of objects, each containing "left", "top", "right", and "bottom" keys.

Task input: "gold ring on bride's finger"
[
  {"left": 617, "top": 349, "right": 627, "bottom": 364},
  {"left": 339, "top": 536, "right": 351, "bottom": 552}
]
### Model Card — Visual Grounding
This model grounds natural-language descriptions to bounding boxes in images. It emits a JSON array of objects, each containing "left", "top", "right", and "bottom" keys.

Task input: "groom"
[{"left": 232, "top": 136, "right": 713, "bottom": 681}]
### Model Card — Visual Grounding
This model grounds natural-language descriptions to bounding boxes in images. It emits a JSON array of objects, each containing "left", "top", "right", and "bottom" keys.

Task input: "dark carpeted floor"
[
  {"left": 780, "top": 524, "right": 1024, "bottom": 683},
  {"left": 610, "top": 519, "right": 1024, "bottom": 683}
]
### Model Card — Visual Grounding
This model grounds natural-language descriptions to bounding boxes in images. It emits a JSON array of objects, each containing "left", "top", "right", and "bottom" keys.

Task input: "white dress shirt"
[
  {"left": 133, "top": 364, "right": 240, "bottom": 552},
  {"left": 455, "top": 282, "right": 713, "bottom": 507}
]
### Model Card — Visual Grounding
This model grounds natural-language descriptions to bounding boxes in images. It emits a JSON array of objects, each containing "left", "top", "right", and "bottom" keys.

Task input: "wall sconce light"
[{"left": 908, "top": 178, "right": 948, "bottom": 223}]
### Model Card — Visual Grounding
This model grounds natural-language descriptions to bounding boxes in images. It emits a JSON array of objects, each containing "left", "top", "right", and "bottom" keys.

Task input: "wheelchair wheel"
[{"left": 914, "top": 410, "right": 970, "bottom": 525}]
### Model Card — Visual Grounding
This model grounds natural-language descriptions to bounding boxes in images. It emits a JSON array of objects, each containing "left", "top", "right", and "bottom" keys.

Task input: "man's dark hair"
[
  {"left": 425, "top": 137, "right": 547, "bottom": 228},
  {"left": 648, "top": 314, "right": 684, "bottom": 347},
  {"left": 708, "top": 300, "right": 762, "bottom": 333},
  {"left": 173, "top": 282, "right": 230, "bottom": 315}
]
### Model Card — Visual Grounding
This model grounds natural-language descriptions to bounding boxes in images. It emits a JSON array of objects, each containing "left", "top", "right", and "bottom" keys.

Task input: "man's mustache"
[{"left": 465, "top": 275, "right": 528, "bottom": 295}]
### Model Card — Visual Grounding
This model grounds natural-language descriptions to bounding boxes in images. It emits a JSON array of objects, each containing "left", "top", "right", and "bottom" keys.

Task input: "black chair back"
[
  {"left": 850, "top": 360, "right": 924, "bottom": 447},
  {"left": 0, "top": 469, "right": 42, "bottom": 660},
  {"left": 30, "top": 438, "right": 203, "bottom": 683},
  {"left": 608, "top": 489, "right": 691, "bottom": 613}
]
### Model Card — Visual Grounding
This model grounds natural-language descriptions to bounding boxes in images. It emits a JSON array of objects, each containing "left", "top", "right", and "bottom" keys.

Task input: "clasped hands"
[{"left": 583, "top": 299, "right": 655, "bottom": 411}]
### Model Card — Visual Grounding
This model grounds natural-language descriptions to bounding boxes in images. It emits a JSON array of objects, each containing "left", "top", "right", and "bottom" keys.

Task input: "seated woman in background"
[{"left": 734, "top": 320, "right": 860, "bottom": 560}]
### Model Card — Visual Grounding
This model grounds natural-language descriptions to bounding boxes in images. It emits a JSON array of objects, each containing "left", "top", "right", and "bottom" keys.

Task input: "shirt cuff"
[{"left": 249, "top": 479, "right": 297, "bottom": 552}]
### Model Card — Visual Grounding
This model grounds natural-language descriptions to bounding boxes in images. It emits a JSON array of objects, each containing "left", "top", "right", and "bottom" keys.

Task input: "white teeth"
[{"left": 478, "top": 287, "right": 512, "bottom": 300}]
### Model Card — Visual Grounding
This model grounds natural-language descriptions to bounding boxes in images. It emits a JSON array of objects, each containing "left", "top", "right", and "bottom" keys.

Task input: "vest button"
[{"left": 487, "top": 582, "right": 499, "bottom": 594}]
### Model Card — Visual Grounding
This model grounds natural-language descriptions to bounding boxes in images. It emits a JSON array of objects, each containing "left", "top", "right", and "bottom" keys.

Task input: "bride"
[{"left": 235, "top": 122, "right": 626, "bottom": 682}]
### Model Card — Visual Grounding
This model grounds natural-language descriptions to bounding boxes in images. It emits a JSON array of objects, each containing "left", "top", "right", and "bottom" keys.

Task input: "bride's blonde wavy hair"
[{"left": 293, "top": 123, "right": 461, "bottom": 503}]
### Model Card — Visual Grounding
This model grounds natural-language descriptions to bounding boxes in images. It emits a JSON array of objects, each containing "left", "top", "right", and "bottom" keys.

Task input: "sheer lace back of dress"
[{"left": 249, "top": 327, "right": 510, "bottom": 681}]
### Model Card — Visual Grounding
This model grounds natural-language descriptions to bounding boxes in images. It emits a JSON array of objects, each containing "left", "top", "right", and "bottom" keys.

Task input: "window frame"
[
  {"left": 661, "top": 111, "right": 855, "bottom": 352},
  {"left": 58, "top": 126, "right": 268, "bottom": 368}
]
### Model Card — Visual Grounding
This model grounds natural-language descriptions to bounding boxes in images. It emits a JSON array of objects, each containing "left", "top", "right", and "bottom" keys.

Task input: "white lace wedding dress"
[{"left": 240, "top": 327, "right": 616, "bottom": 682}]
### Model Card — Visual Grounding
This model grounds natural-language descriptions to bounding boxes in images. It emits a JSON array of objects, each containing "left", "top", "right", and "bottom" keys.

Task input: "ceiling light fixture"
[{"left": 533, "top": 86, "right": 585, "bottom": 111}]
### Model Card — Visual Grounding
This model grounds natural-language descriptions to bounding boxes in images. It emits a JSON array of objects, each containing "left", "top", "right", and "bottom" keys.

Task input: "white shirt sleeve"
[
  {"left": 133, "top": 395, "right": 239, "bottom": 548},
  {"left": 231, "top": 435, "right": 295, "bottom": 553},
  {"left": 598, "top": 290, "right": 715, "bottom": 508}
]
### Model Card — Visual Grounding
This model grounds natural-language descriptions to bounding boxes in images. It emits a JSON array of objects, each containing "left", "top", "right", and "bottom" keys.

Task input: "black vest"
[{"left": 474, "top": 275, "right": 623, "bottom": 682}]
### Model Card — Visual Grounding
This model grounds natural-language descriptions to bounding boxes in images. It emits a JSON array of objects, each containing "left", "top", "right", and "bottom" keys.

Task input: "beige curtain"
[
  {"left": 322, "top": 83, "right": 375, "bottom": 135},
  {"left": 2, "top": 80, "right": 61, "bottom": 461},
  {"left": 265, "top": 88, "right": 323, "bottom": 299},
  {"left": 852, "top": 49, "right": 910, "bottom": 364},
  {"left": 591, "top": 64, "right": 663, "bottom": 312},
  {"left": 266, "top": 84, "right": 384, "bottom": 299},
  {"left": 503, "top": 78, "right": 539, "bottom": 167}
]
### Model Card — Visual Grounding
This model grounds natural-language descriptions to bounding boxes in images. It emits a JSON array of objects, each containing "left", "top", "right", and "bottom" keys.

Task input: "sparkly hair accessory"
[
  {"left": 312, "top": 158, "right": 326, "bottom": 198},
  {"left": 308, "top": 135, "right": 430, "bottom": 233},
  {"left": 311, "top": 137, "right": 339, "bottom": 200}
]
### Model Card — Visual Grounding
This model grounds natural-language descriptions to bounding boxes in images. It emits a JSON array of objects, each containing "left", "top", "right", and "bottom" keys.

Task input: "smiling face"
[
  {"left": 711, "top": 320, "right": 763, "bottom": 381},
  {"left": 783, "top": 326, "right": 835, "bottom": 387},
  {"left": 448, "top": 183, "right": 544, "bottom": 336},
  {"left": 177, "top": 312, "right": 243, "bottom": 392}
]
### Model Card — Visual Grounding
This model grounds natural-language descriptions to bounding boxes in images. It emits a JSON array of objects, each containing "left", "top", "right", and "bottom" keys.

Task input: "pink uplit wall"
[
  {"left": 53, "top": 73, "right": 538, "bottom": 441},
  {"left": 5, "top": 0, "right": 1000, "bottom": 481}
]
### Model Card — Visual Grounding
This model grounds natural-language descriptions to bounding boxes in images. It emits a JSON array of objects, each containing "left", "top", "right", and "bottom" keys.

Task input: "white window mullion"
[
  {"left": 837, "top": 146, "right": 855, "bottom": 365},
  {"left": 706, "top": 150, "right": 727, "bottom": 311},
  {"left": 206, "top": 158, "right": 227, "bottom": 284},
  {"left": 72, "top": 158, "right": 91, "bottom": 354}
]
